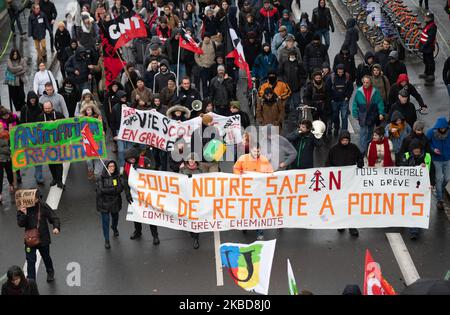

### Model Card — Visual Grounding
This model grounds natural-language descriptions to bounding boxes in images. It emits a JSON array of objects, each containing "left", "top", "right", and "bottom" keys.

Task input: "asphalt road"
[{"left": 0, "top": 0, "right": 449, "bottom": 295}]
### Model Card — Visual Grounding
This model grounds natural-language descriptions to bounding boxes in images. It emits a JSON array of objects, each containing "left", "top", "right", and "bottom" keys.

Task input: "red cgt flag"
[
  {"left": 81, "top": 124, "right": 100, "bottom": 157},
  {"left": 363, "top": 249, "right": 396, "bottom": 295}
]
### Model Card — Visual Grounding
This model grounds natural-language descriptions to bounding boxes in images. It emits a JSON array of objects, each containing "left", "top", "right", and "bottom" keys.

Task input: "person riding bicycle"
[
  {"left": 388, "top": 73, "right": 427, "bottom": 114},
  {"left": 258, "top": 69, "right": 291, "bottom": 122},
  {"left": 303, "top": 69, "right": 330, "bottom": 130}
]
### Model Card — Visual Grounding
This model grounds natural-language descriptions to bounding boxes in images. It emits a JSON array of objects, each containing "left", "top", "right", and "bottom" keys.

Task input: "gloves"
[{"left": 127, "top": 196, "right": 133, "bottom": 204}]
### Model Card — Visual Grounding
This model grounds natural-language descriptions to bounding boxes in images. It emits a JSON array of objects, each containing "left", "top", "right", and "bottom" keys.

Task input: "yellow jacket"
[{"left": 258, "top": 81, "right": 292, "bottom": 101}]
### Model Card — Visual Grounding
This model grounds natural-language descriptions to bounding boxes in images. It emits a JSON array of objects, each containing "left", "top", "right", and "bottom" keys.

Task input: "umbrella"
[{"left": 401, "top": 279, "right": 450, "bottom": 295}]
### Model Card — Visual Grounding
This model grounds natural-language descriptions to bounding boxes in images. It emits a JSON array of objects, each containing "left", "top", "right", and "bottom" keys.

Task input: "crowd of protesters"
[{"left": 0, "top": 0, "right": 450, "bottom": 292}]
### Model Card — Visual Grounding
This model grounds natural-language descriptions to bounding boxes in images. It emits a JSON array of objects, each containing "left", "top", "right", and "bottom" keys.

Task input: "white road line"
[
  {"left": 348, "top": 118, "right": 355, "bottom": 134},
  {"left": 214, "top": 231, "right": 224, "bottom": 286},
  {"left": 386, "top": 233, "right": 420, "bottom": 286},
  {"left": 46, "top": 162, "right": 71, "bottom": 210}
]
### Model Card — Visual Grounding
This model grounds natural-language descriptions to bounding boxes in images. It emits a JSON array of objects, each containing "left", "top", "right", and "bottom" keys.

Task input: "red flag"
[
  {"left": 225, "top": 27, "right": 252, "bottom": 88},
  {"left": 82, "top": 124, "right": 100, "bottom": 157},
  {"left": 104, "top": 56, "right": 125, "bottom": 89},
  {"left": 179, "top": 29, "right": 204, "bottom": 55},
  {"left": 103, "top": 12, "right": 148, "bottom": 52},
  {"left": 363, "top": 249, "right": 396, "bottom": 295}
]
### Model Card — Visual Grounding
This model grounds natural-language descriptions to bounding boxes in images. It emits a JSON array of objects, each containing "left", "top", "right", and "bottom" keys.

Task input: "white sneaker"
[
  {"left": 256, "top": 235, "right": 264, "bottom": 241},
  {"left": 120, "top": 166, "right": 124, "bottom": 174}
]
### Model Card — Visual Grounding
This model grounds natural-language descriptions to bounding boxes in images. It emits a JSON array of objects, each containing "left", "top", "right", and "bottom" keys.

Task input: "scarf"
[
  {"left": 363, "top": 86, "right": 373, "bottom": 106},
  {"left": 368, "top": 138, "right": 394, "bottom": 167},
  {"left": 388, "top": 121, "right": 406, "bottom": 138}
]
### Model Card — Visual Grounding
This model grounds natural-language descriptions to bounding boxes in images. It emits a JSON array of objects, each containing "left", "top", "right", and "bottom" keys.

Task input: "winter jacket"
[
  {"left": 419, "top": 21, "right": 437, "bottom": 54},
  {"left": 243, "top": 40, "right": 262, "bottom": 70},
  {"left": 241, "top": 21, "right": 262, "bottom": 42},
  {"left": 7, "top": 57, "right": 28, "bottom": 86},
  {"left": 312, "top": 2, "right": 334, "bottom": 32},
  {"left": 160, "top": 87, "right": 176, "bottom": 107},
  {"left": 133, "top": 37, "right": 152, "bottom": 67},
  {"left": 352, "top": 86, "right": 384, "bottom": 127},
  {"left": 278, "top": 46, "right": 302, "bottom": 65},
  {"left": 195, "top": 41, "right": 216, "bottom": 68},
  {"left": 59, "top": 79, "right": 81, "bottom": 117},
  {"left": 400, "top": 150, "right": 436, "bottom": 185},
  {"left": 260, "top": 133, "right": 297, "bottom": 171},
  {"left": 258, "top": 80, "right": 292, "bottom": 101},
  {"left": 399, "top": 132, "right": 432, "bottom": 158},
  {"left": 55, "top": 28, "right": 71, "bottom": 62},
  {"left": 0, "top": 112, "right": 19, "bottom": 132},
  {"left": 28, "top": 11, "right": 51, "bottom": 40},
  {"left": 426, "top": 117, "right": 450, "bottom": 162},
  {"left": 258, "top": 6, "right": 279, "bottom": 34},
  {"left": 1, "top": 279, "right": 39, "bottom": 296},
  {"left": 443, "top": 57, "right": 450, "bottom": 85},
  {"left": 256, "top": 95, "right": 283, "bottom": 127},
  {"left": 39, "top": 92, "right": 69, "bottom": 118},
  {"left": 171, "top": 87, "right": 202, "bottom": 111},
  {"left": 75, "top": 23, "right": 99, "bottom": 51},
  {"left": 210, "top": 76, "right": 234, "bottom": 109},
  {"left": 326, "top": 71, "right": 354, "bottom": 102},
  {"left": 279, "top": 59, "right": 307, "bottom": 92},
  {"left": 370, "top": 66, "right": 390, "bottom": 104},
  {"left": 233, "top": 153, "right": 273, "bottom": 174},
  {"left": 131, "top": 87, "right": 154, "bottom": 107},
  {"left": 332, "top": 51, "right": 356, "bottom": 82},
  {"left": 17, "top": 201, "right": 61, "bottom": 247},
  {"left": 271, "top": 32, "right": 292, "bottom": 58},
  {"left": 153, "top": 61, "right": 177, "bottom": 93},
  {"left": 375, "top": 48, "right": 391, "bottom": 73},
  {"left": 295, "top": 30, "right": 313, "bottom": 60},
  {"left": 385, "top": 60, "right": 408, "bottom": 85},
  {"left": 387, "top": 101, "right": 417, "bottom": 129},
  {"left": 303, "top": 81, "right": 330, "bottom": 115},
  {"left": 343, "top": 18, "right": 359, "bottom": 56},
  {"left": 385, "top": 111, "right": 412, "bottom": 154},
  {"left": 202, "top": 15, "right": 219, "bottom": 36},
  {"left": 278, "top": 17, "right": 295, "bottom": 35},
  {"left": 39, "top": 0, "right": 57, "bottom": 23},
  {"left": 252, "top": 52, "right": 278, "bottom": 81},
  {"left": 356, "top": 51, "right": 375, "bottom": 86},
  {"left": 326, "top": 131, "right": 363, "bottom": 167},
  {"left": 65, "top": 48, "right": 91, "bottom": 86},
  {"left": 388, "top": 79, "right": 425, "bottom": 110},
  {"left": 38, "top": 110, "right": 65, "bottom": 122},
  {"left": 33, "top": 70, "right": 58, "bottom": 96},
  {"left": 287, "top": 130, "right": 323, "bottom": 169},
  {"left": 20, "top": 91, "right": 43, "bottom": 124},
  {"left": 303, "top": 41, "right": 329, "bottom": 74},
  {"left": 96, "top": 161, "right": 124, "bottom": 213}
]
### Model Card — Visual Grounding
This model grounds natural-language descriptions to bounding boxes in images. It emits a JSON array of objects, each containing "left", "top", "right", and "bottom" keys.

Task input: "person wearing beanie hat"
[
  {"left": 385, "top": 51, "right": 408, "bottom": 85},
  {"left": 54, "top": 21, "right": 71, "bottom": 79},
  {"left": 387, "top": 87, "right": 417, "bottom": 129},
  {"left": 210, "top": 63, "right": 234, "bottom": 116},
  {"left": 312, "top": 0, "right": 335, "bottom": 49},
  {"left": 295, "top": 18, "right": 314, "bottom": 60},
  {"left": 230, "top": 100, "right": 250, "bottom": 129},
  {"left": 399, "top": 120, "right": 432, "bottom": 159},
  {"left": 388, "top": 73, "right": 427, "bottom": 113},
  {"left": 303, "top": 32, "right": 330, "bottom": 76},
  {"left": 271, "top": 25, "right": 291, "bottom": 59},
  {"left": 419, "top": 10, "right": 437, "bottom": 84}
]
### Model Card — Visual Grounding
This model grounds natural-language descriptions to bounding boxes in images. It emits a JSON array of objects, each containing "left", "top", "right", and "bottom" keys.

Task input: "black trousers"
[
  {"left": 49, "top": 164, "right": 63, "bottom": 182},
  {"left": 25, "top": 244, "right": 54, "bottom": 280},
  {"left": 134, "top": 222, "right": 158, "bottom": 237},
  {"left": 8, "top": 83, "right": 26, "bottom": 111},
  {"left": 0, "top": 161, "right": 14, "bottom": 193},
  {"left": 423, "top": 51, "right": 435, "bottom": 76},
  {"left": 190, "top": 232, "right": 199, "bottom": 240}
]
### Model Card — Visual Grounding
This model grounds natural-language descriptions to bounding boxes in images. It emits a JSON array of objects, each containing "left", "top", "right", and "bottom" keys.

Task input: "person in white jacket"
[{"left": 33, "top": 62, "right": 58, "bottom": 96}]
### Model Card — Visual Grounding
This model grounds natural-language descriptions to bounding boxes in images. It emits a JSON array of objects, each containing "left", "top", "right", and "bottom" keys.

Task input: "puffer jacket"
[
  {"left": 210, "top": 76, "right": 234, "bottom": 109},
  {"left": 96, "top": 160, "right": 124, "bottom": 213},
  {"left": 259, "top": 5, "right": 279, "bottom": 34}
]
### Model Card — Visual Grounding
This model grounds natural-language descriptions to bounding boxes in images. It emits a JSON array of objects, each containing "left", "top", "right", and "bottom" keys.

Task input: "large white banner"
[
  {"left": 126, "top": 166, "right": 431, "bottom": 232},
  {"left": 118, "top": 106, "right": 242, "bottom": 151}
]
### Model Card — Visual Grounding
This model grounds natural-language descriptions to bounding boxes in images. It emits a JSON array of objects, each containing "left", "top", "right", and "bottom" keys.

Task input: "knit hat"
[
  {"left": 399, "top": 88, "right": 409, "bottom": 98},
  {"left": 300, "top": 21, "right": 307, "bottom": 28},
  {"left": 279, "top": 25, "right": 287, "bottom": 32},
  {"left": 388, "top": 51, "right": 399, "bottom": 60},
  {"left": 230, "top": 101, "right": 240, "bottom": 109},
  {"left": 201, "top": 113, "right": 213, "bottom": 125},
  {"left": 150, "top": 43, "right": 159, "bottom": 50},
  {"left": 413, "top": 121, "right": 425, "bottom": 131}
]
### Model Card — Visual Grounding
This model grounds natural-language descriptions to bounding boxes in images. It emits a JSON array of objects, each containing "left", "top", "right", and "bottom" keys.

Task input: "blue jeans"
[
  {"left": 331, "top": 100, "right": 349, "bottom": 130},
  {"left": 117, "top": 140, "right": 133, "bottom": 168},
  {"left": 447, "top": 84, "right": 450, "bottom": 103},
  {"left": 359, "top": 125, "right": 374, "bottom": 155},
  {"left": 433, "top": 160, "right": 450, "bottom": 202},
  {"left": 315, "top": 29, "right": 330, "bottom": 49},
  {"left": 25, "top": 245, "right": 54, "bottom": 280},
  {"left": 101, "top": 212, "right": 119, "bottom": 242},
  {"left": 34, "top": 165, "right": 44, "bottom": 183}
]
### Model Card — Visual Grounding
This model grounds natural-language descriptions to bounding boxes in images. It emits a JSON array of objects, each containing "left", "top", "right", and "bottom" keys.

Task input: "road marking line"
[
  {"left": 386, "top": 233, "right": 420, "bottom": 286},
  {"left": 46, "top": 162, "right": 70, "bottom": 210},
  {"left": 214, "top": 231, "right": 224, "bottom": 286},
  {"left": 348, "top": 118, "right": 355, "bottom": 134}
]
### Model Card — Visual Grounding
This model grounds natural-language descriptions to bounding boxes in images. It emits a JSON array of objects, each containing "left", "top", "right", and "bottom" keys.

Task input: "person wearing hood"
[
  {"left": 252, "top": 43, "right": 278, "bottom": 82},
  {"left": 28, "top": 3, "right": 51, "bottom": 63},
  {"left": 287, "top": 119, "right": 323, "bottom": 169},
  {"left": 332, "top": 45, "right": 356, "bottom": 83},
  {"left": 210, "top": 65, "right": 234, "bottom": 116},
  {"left": 326, "top": 64, "right": 354, "bottom": 135},
  {"left": 258, "top": 0, "right": 279, "bottom": 43},
  {"left": 419, "top": 12, "right": 437, "bottom": 84},
  {"left": 132, "top": 78, "right": 154, "bottom": 110},
  {"left": 385, "top": 110, "right": 412, "bottom": 163},
  {"left": 367, "top": 126, "right": 395, "bottom": 167},
  {"left": 388, "top": 88, "right": 417, "bottom": 129},
  {"left": 426, "top": 116, "right": 450, "bottom": 211},
  {"left": 239, "top": 1, "right": 257, "bottom": 28},
  {"left": 54, "top": 22, "right": 71, "bottom": 79},
  {"left": 201, "top": 8, "right": 219, "bottom": 40},
  {"left": 33, "top": 62, "right": 58, "bottom": 97},
  {"left": 326, "top": 130, "right": 363, "bottom": 237},
  {"left": 103, "top": 80, "right": 124, "bottom": 132},
  {"left": 400, "top": 139, "right": 435, "bottom": 239},
  {"left": 166, "top": 104, "right": 191, "bottom": 122},
  {"left": 356, "top": 51, "right": 375, "bottom": 87},
  {"left": 399, "top": 121, "right": 432, "bottom": 158},
  {"left": 75, "top": 12, "right": 99, "bottom": 51},
  {"left": 153, "top": 59, "right": 177, "bottom": 94},
  {"left": 342, "top": 18, "right": 359, "bottom": 57},
  {"left": 312, "top": 0, "right": 335, "bottom": 50},
  {"left": 277, "top": 34, "right": 301, "bottom": 65},
  {"left": 241, "top": 13, "right": 261, "bottom": 43},
  {"left": 257, "top": 87, "right": 284, "bottom": 128},
  {"left": 278, "top": 10, "right": 295, "bottom": 35},
  {"left": 303, "top": 33, "right": 329, "bottom": 76},
  {"left": 352, "top": 75, "right": 385, "bottom": 154},
  {"left": 1, "top": 266, "right": 39, "bottom": 295},
  {"left": 150, "top": 94, "right": 168, "bottom": 115},
  {"left": 279, "top": 50, "right": 307, "bottom": 117},
  {"left": 39, "top": 82, "right": 69, "bottom": 118},
  {"left": 96, "top": 160, "right": 125, "bottom": 249},
  {"left": 385, "top": 51, "right": 408, "bottom": 85},
  {"left": 171, "top": 77, "right": 201, "bottom": 115},
  {"left": 74, "top": 88, "right": 99, "bottom": 117},
  {"left": 370, "top": 64, "right": 390, "bottom": 106},
  {"left": 295, "top": 21, "right": 313, "bottom": 60},
  {"left": 243, "top": 32, "right": 262, "bottom": 70},
  {"left": 63, "top": 39, "right": 78, "bottom": 74},
  {"left": 59, "top": 78, "right": 81, "bottom": 117},
  {"left": 65, "top": 48, "right": 95, "bottom": 92},
  {"left": 258, "top": 69, "right": 291, "bottom": 121},
  {"left": 388, "top": 73, "right": 426, "bottom": 114},
  {"left": 375, "top": 39, "right": 392, "bottom": 73}
]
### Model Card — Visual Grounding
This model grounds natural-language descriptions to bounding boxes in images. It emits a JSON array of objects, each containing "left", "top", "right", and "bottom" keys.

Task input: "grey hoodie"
[
  {"left": 39, "top": 92, "right": 69, "bottom": 118},
  {"left": 260, "top": 125, "right": 297, "bottom": 171}
]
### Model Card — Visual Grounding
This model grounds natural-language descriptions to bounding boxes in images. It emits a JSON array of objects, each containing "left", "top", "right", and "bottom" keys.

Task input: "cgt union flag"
[
  {"left": 179, "top": 28, "right": 204, "bottom": 55},
  {"left": 102, "top": 11, "right": 147, "bottom": 52},
  {"left": 81, "top": 124, "right": 100, "bottom": 157},
  {"left": 363, "top": 249, "right": 396, "bottom": 295},
  {"left": 225, "top": 25, "right": 252, "bottom": 88}
]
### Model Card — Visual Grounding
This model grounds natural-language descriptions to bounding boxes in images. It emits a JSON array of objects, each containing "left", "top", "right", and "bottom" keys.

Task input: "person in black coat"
[
  {"left": 171, "top": 77, "right": 202, "bottom": 115},
  {"left": 287, "top": 119, "right": 323, "bottom": 169},
  {"left": 59, "top": 78, "right": 81, "bottom": 117},
  {"left": 398, "top": 120, "right": 432, "bottom": 159},
  {"left": 17, "top": 193, "right": 61, "bottom": 281},
  {"left": 303, "top": 34, "right": 329, "bottom": 76},
  {"left": 343, "top": 18, "right": 359, "bottom": 57},
  {"left": 295, "top": 21, "right": 313, "bottom": 60},
  {"left": 332, "top": 45, "right": 356, "bottom": 83},
  {"left": 54, "top": 22, "right": 71, "bottom": 79},
  {"left": 311, "top": 0, "right": 334, "bottom": 49},
  {"left": 387, "top": 88, "right": 417, "bottom": 129},
  {"left": 443, "top": 56, "right": 450, "bottom": 101},
  {"left": 39, "top": 0, "right": 57, "bottom": 52},
  {"left": 279, "top": 51, "right": 307, "bottom": 116},
  {"left": 385, "top": 51, "right": 407, "bottom": 85},
  {"left": 28, "top": 4, "right": 51, "bottom": 63},
  {"left": 419, "top": 12, "right": 438, "bottom": 83},
  {"left": 20, "top": 91, "right": 42, "bottom": 124},
  {"left": 243, "top": 32, "right": 262, "bottom": 71},
  {"left": 355, "top": 51, "right": 375, "bottom": 86},
  {"left": 96, "top": 160, "right": 125, "bottom": 249},
  {"left": 326, "top": 130, "right": 363, "bottom": 237},
  {"left": 1, "top": 266, "right": 39, "bottom": 295},
  {"left": 375, "top": 39, "right": 392, "bottom": 73},
  {"left": 388, "top": 73, "right": 426, "bottom": 112}
]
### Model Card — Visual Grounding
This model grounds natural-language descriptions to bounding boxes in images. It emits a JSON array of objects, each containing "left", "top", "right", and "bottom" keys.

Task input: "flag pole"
[
  {"left": 116, "top": 50, "right": 137, "bottom": 92},
  {"left": 176, "top": 43, "right": 181, "bottom": 96},
  {"left": 214, "top": 231, "right": 224, "bottom": 286}
]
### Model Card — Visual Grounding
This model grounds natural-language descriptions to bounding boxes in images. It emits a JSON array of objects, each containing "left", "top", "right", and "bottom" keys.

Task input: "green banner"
[{"left": 10, "top": 117, "right": 107, "bottom": 170}]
